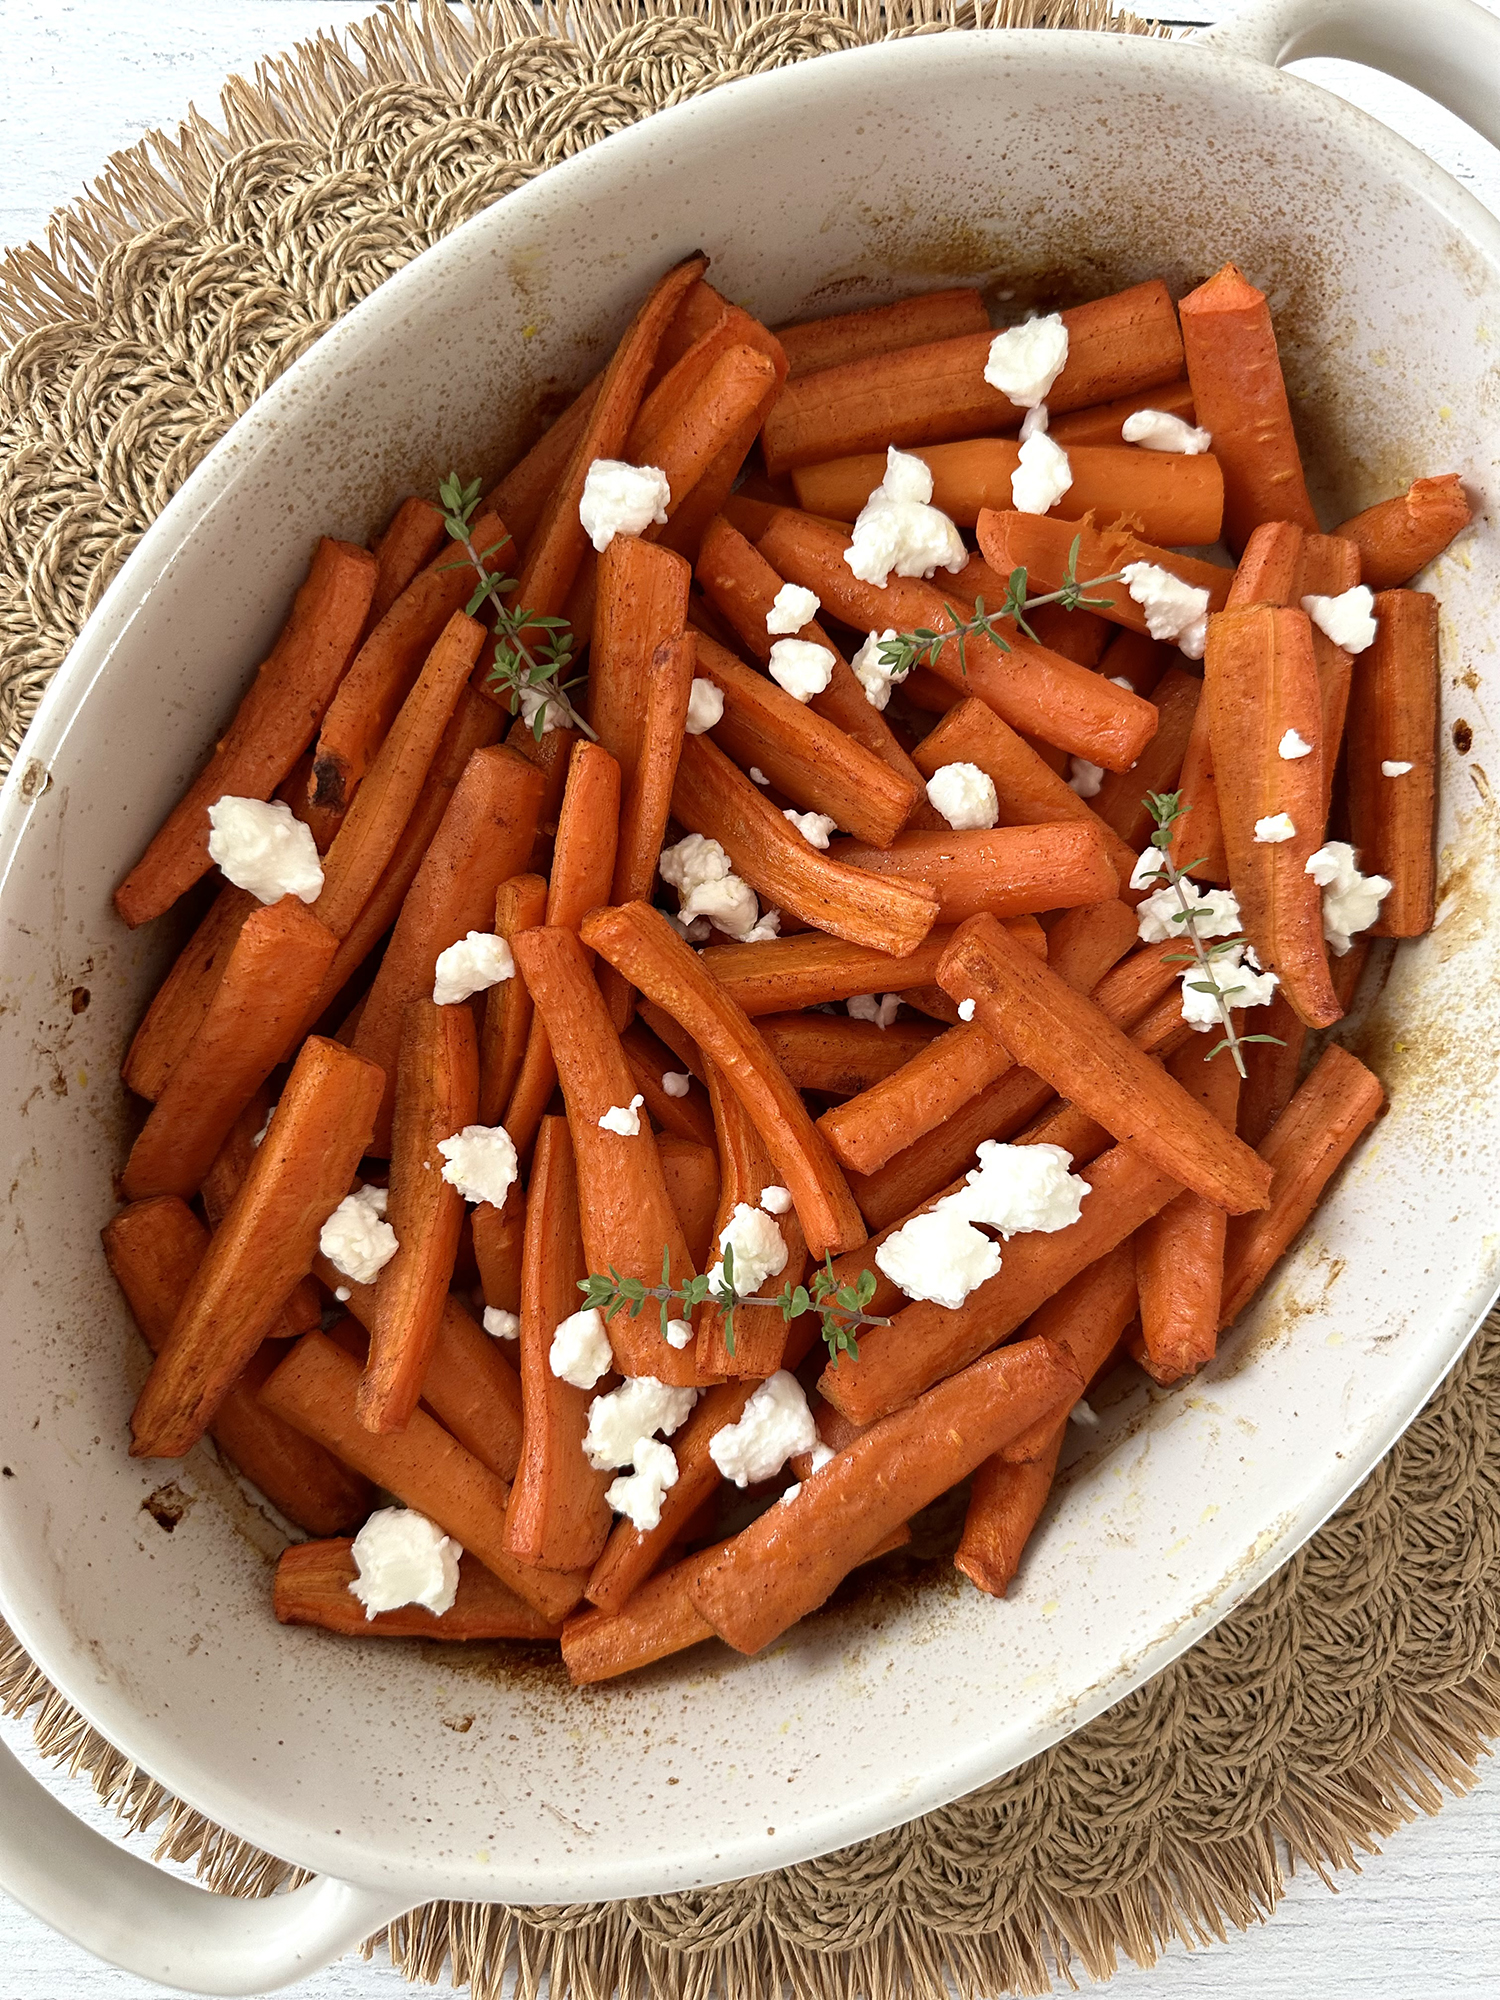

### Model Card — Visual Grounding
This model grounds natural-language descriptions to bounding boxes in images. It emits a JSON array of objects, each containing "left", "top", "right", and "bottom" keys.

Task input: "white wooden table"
[{"left": 5, "top": 3, "right": 1500, "bottom": 1994}]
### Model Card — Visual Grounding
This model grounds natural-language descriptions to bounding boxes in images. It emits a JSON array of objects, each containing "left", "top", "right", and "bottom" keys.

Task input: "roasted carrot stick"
[
  {"left": 1236, "top": 993, "right": 1308, "bottom": 1150},
  {"left": 114, "top": 538, "right": 377, "bottom": 926},
  {"left": 121, "top": 887, "right": 257, "bottom": 1102},
  {"left": 792, "top": 439, "right": 1225, "bottom": 547},
  {"left": 581, "top": 901, "right": 867, "bottom": 1257},
  {"left": 367, "top": 497, "right": 448, "bottom": 631},
  {"left": 104, "top": 1197, "right": 373, "bottom": 1534},
  {"left": 260, "top": 1330, "right": 585, "bottom": 1619},
  {"left": 196, "top": 1093, "right": 321, "bottom": 1340},
  {"left": 1088, "top": 666, "right": 1199, "bottom": 853},
  {"left": 1023, "top": 601, "right": 1111, "bottom": 669},
  {"left": 975, "top": 510, "right": 1232, "bottom": 638},
  {"left": 635, "top": 998, "right": 704, "bottom": 1077},
  {"left": 846, "top": 1065, "right": 1055, "bottom": 1235},
  {"left": 586, "top": 534, "right": 691, "bottom": 781},
  {"left": 473, "top": 1180, "right": 525, "bottom": 1315},
  {"left": 510, "top": 926, "right": 698, "bottom": 1384},
  {"left": 697, "top": 926, "right": 954, "bottom": 1017},
  {"left": 775, "top": 288, "right": 990, "bottom": 378},
  {"left": 122, "top": 902, "right": 339, "bottom": 1203},
  {"left": 1203, "top": 604, "right": 1340, "bottom": 1029},
  {"left": 274, "top": 1541, "right": 562, "bottom": 1641},
  {"left": 938, "top": 914, "right": 1271, "bottom": 1213},
  {"left": 756, "top": 510, "right": 1159, "bottom": 772},
  {"left": 1097, "top": 627, "right": 1171, "bottom": 698},
  {"left": 955, "top": 1419, "right": 1066, "bottom": 1598},
  {"left": 351, "top": 744, "right": 544, "bottom": 1148},
  {"left": 1220, "top": 1045, "right": 1385, "bottom": 1327},
  {"left": 508, "top": 713, "right": 579, "bottom": 867},
  {"left": 485, "top": 377, "right": 602, "bottom": 556},
  {"left": 1046, "top": 378, "right": 1197, "bottom": 448},
  {"left": 1347, "top": 589, "right": 1438, "bottom": 937},
  {"left": 1334, "top": 474, "right": 1472, "bottom": 590},
  {"left": 622, "top": 1019, "right": 718, "bottom": 1147},
  {"left": 830, "top": 821, "right": 1119, "bottom": 925},
  {"left": 659, "top": 1137, "right": 722, "bottom": 1271},
  {"left": 627, "top": 308, "right": 738, "bottom": 459},
  {"left": 646, "top": 343, "right": 779, "bottom": 517},
  {"left": 1166, "top": 695, "right": 1228, "bottom": 884},
  {"left": 1001, "top": 1240, "right": 1139, "bottom": 1457},
  {"left": 478, "top": 873, "right": 549, "bottom": 1125},
  {"left": 672, "top": 734, "right": 938, "bottom": 955},
  {"left": 657, "top": 307, "right": 788, "bottom": 564},
  {"left": 1178, "top": 262, "right": 1317, "bottom": 550},
  {"left": 274, "top": 750, "right": 343, "bottom": 853},
  {"left": 758, "top": 1013, "right": 941, "bottom": 1097},
  {"left": 692, "top": 1336, "right": 1078, "bottom": 1653},
  {"left": 761, "top": 279, "right": 1183, "bottom": 474},
  {"left": 130, "top": 1036, "right": 384, "bottom": 1459},
  {"left": 1297, "top": 533, "right": 1363, "bottom": 812}
]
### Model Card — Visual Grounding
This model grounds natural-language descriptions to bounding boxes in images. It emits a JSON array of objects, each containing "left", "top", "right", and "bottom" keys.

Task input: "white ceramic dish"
[{"left": 3, "top": 0, "right": 1500, "bottom": 1989}]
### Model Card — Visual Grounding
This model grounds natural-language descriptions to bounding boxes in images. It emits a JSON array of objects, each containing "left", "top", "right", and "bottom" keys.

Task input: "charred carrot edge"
[
  {"left": 691, "top": 1337, "right": 1079, "bottom": 1654},
  {"left": 477, "top": 873, "right": 549, "bottom": 1126},
  {"left": 1349, "top": 589, "right": 1438, "bottom": 937},
  {"left": 274, "top": 1541, "right": 562, "bottom": 1640},
  {"left": 1203, "top": 604, "right": 1340, "bottom": 1029},
  {"left": 1334, "top": 474, "right": 1472, "bottom": 591},
  {"left": 505, "top": 1116, "right": 614, "bottom": 1572},
  {"left": 1046, "top": 378, "right": 1197, "bottom": 449},
  {"left": 1135, "top": 1038, "right": 1241, "bottom": 1381},
  {"left": 485, "top": 376, "right": 602, "bottom": 555},
  {"left": 1178, "top": 262, "right": 1317, "bottom": 551},
  {"left": 696, "top": 1057, "right": 810, "bottom": 1380},
  {"left": 358, "top": 1000, "right": 477, "bottom": 1434},
  {"left": 647, "top": 343, "right": 779, "bottom": 518},
  {"left": 510, "top": 926, "right": 698, "bottom": 1385},
  {"left": 275, "top": 750, "right": 342, "bottom": 852},
  {"left": 104, "top": 1197, "right": 373, "bottom": 1534},
  {"left": 367, "top": 497, "right": 448, "bottom": 632},
  {"left": 1221, "top": 1045, "right": 1385, "bottom": 1326},
  {"left": 587, "top": 535, "right": 691, "bottom": 783},
  {"left": 760, "top": 1013, "right": 941, "bottom": 1099},
  {"left": 975, "top": 508, "right": 1232, "bottom": 638},
  {"left": 1166, "top": 694, "right": 1228, "bottom": 884},
  {"left": 351, "top": 744, "right": 545, "bottom": 1150},
  {"left": 113, "top": 538, "right": 377, "bottom": 926},
  {"left": 1090, "top": 666, "right": 1201, "bottom": 851},
  {"left": 697, "top": 926, "right": 954, "bottom": 1018},
  {"left": 122, "top": 887, "right": 257, "bottom": 1101},
  {"left": 756, "top": 510, "right": 1159, "bottom": 772},
  {"left": 793, "top": 438, "right": 1225, "bottom": 547},
  {"left": 830, "top": 822, "right": 1119, "bottom": 926},
  {"left": 261, "top": 1330, "right": 585, "bottom": 1619},
  {"left": 761, "top": 279, "right": 1183, "bottom": 475},
  {"left": 622, "top": 1019, "right": 718, "bottom": 1148},
  {"left": 122, "top": 901, "right": 339, "bottom": 1203},
  {"left": 1236, "top": 992, "right": 1309, "bottom": 1150},
  {"left": 775, "top": 288, "right": 989, "bottom": 379},
  {"left": 955, "top": 1419, "right": 1067, "bottom": 1598},
  {"left": 673, "top": 734, "right": 939, "bottom": 956},
  {"left": 473, "top": 1181, "right": 525, "bottom": 1315},
  {"left": 582, "top": 901, "right": 866, "bottom": 1258}
]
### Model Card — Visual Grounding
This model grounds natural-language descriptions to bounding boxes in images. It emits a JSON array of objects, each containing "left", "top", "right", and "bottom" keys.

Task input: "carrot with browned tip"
[
  {"left": 104, "top": 1197, "right": 373, "bottom": 1535},
  {"left": 975, "top": 510, "right": 1232, "bottom": 638},
  {"left": 1348, "top": 589, "right": 1439, "bottom": 937},
  {"left": 697, "top": 926, "right": 955, "bottom": 1017},
  {"left": 114, "top": 537, "right": 377, "bottom": 927},
  {"left": 659, "top": 1137, "right": 721, "bottom": 1270},
  {"left": 1089, "top": 666, "right": 1201, "bottom": 851},
  {"left": 587, "top": 536, "right": 690, "bottom": 783},
  {"left": 367, "top": 497, "right": 448, "bottom": 631},
  {"left": 274, "top": 1541, "right": 562, "bottom": 1641},
  {"left": 775, "top": 288, "right": 990, "bottom": 378},
  {"left": 954, "top": 1420, "right": 1067, "bottom": 1599},
  {"left": 1221, "top": 1045, "right": 1385, "bottom": 1327},
  {"left": 581, "top": 900, "right": 867, "bottom": 1258},
  {"left": 830, "top": 821, "right": 1119, "bottom": 926},
  {"left": 622, "top": 1019, "right": 717, "bottom": 1147},
  {"left": 759, "top": 1012, "right": 941, "bottom": 1098},
  {"left": 510, "top": 926, "right": 698, "bottom": 1384},
  {"left": 1046, "top": 379, "right": 1197, "bottom": 448},
  {"left": 130, "top": 1035, "right": 384, "bottom": 1459},
  {"left": 478, "top": 874, "right": 549, "bottom": 1125},
  {"left": 1178, "top": 262, "right": 1317, "bottom": 550},
  {"left": 1334, "top": 474, "right": 1472, "bottom": 590},
  {"left": 122, "top": 887, "right": 257, "bottom": 1103},
  {"left": 486, "top": 376, "right": 602, "bottom": 554}
]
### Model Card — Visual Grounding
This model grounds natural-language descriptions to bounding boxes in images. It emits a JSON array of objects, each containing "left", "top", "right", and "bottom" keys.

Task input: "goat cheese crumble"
[
  {"left": 437, "top": 1124, "right": 518, "bottom": 1208},
  {"left": 1121, "top": 562, "right": 1210, "bottom": 660},
  {"left": 876, "top": 1206, "right": 1002, "bottom": 1309},
  {"left": 1121, "top": 409, "right": 1212, "bottom": 454},
  {"left": 876, "top": 1142, "right": 1089, "bottom": 1308},
  {"left": 684, "top": 677, "right": 724, "bottom": 734},
  {"left": 844, "top": 447, "right": 966, "bottom": 589},
  {"left": 1302, "top": 585, "right": 1378, "bottom": 654},
  {"left": 749, "top": 766, "right": 770, "bottom": 785},
  {"left": 847, "top": 992, "right": 901, "bottom": 1029},
  {"left": 1383, "top": 760, "right": 1414, "bottom": 777},
  {"left": 707, "top": 1202, "right": 788, "bottom": 1297},
  {"left": 1278, "top": 729, "right": 1314, "bottom": 760},
  {"left": 665, "top": 1317, "right": 694, "bottom": 1350},
  {"left": 709, "top": 1371, "right": 817, "bottom": 1487},
  {"left": 783, "top": 807, "right": 838, "bottom": 848},
  {"left": 759, "top": 1185, "right": 793, "bottom": 1215},
  {"left": 661, "top": 1070, "right": 691, "bottom": 1098},
  {"left": 851, "top": 628, "right": 901, "bottom": 711},
  {"left": 658, "top": 832, "right": 763, "bottom": 940},
  {"left": 606, "top": 1437, "right": 678, "bottom": 1530},
  {"left": 984, "top": 314, "right": 1069, "bottom": 408},
  {"left": 766, "top": 583, "right": 820, "bottom": 635},
  {"left": 926, "top": 761, "right": 999, "bottom": 830},
  {"left": 1254, "top": 813, "right": 1297, "bottom": 844},
  {"left": 1067, "top": 757, "right": 1106, "bottom": 799},
  {"left": 768, "top": 638, "right": 836, "bottom": 703},
  {"left": 598, "top": 1094, "right": 645, "bottom": 1136},
  {"left": 348, "top": 1508, "right": 460, "bottom": 1618},
  {"left": 1011, "top": 431, "right": 1073, "bottom": 515},
  {"left": 584, "top": 1376, "right": 698, "bottom": 1470},
  {"left": 578, "top": 458, "right": 670, "bottom": 551},
  {"left": 549, "top": 1307, "right": 614, "bottom": 1390},
  {"left": 483, "top": 1307, "right": 519, "bottom": 1340},
  {"left": 319, "top": 1183, "right": 397, "bottom": 1285},
  {"left": 207, "top": 796, "right": 324, "bottom": 905},
  {"left": 432, "top": 931, "right": 514, "bottom": 1005},
  {"left": 1306, "top": 841, "right": 1392, "bottom": 953},
  {"left": 957, "top": 997, "right": 976, "bottom": 1022}
]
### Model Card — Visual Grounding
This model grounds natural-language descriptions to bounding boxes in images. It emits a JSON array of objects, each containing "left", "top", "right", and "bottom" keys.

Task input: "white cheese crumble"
[
  {"left": 1306, "top": 841, "right": 1392, "bottom": 954},
  {"left": 844, "top": 447, "right": 966, "bottom": 589},
  {"left": 1019, "top": 403, "right": 1050, "bottom": 441},
  {"left": 780, "top": 1481, "right": 802, "bottom": 1506},
  {"left": 876, "top": 1206, "right": 1002, "bottom": 1309},
  {"left": 334, "top": 1285, "right": 352, "bottom": 1303},
  {"left": 809, "top": 1440, "right": 835, "bottom": 1474},
  {"left": 432, "top": 931, "right": 514, "bottom": 1006},
  {"left": 1067, "top": 757, "right": 1106, "bottom": 799},
  {"left": 578, "top": 458, "right": 670, "bottom": 551},
  {"left": 1131, "top": 876, "right": 1281, "bottom": 1027},
  {"left": 517, "top": 684, "right": 578, "bottom": 738},
  {"left": 1135, "top": 875, "right": 1241, "bottom": 944},
  {"left": 549, "top": 1307, "right": 614, "bottom": 1390},
  {"left": 1383, "top": 760, "right": 1414, "bottom": 777},
  {"left": 739, "top": 908, "right": 783, "bottom": 944},
  {"left": 684, "top": 677, "right": 724, "bottom": 734},
  {"left": 766, "top": 583, "right": 820, "bottom": 635},
  {"left": 665, "top": 1317, "right": 695, "bottom": 1350},
  {"left": 850, "top": 628, "right": 901, "bottom": 711},
  {"left": 1121, "top": 562, "right": 1211, "bottom": 660},
  {"left": 206, "top": 796, "right": 324, "bottom": 905},
  {"left": 1278, "top": 729, "right": 1314, "bottom": 761},
  {"left": 1254, "top": 813, "right": 1297, "bottom": 844},
  {"left": 658, "top": 832, "right": 762, "bottom": 940},
  {"left": 749, "top": 766, "right": 770, "bottom": 785},
  {"left": 661, "top": 1070, "right": 692, "bottom": 1098},
  {"left": 848, "top": 992, "right": 901, "bottom": 1029},
  {"left": 318, "top": 1183, "right": 397, "bottom": 1285},
  {"left": 759, "top": 1185, "right": 793, "bottom": 1215},
  {"left": 768, "top": 638, "right": 836, "bottom": 703},
  {"left": 597, "top": 1094, "right": 645, "bottom": 1136},
  {"left": 1181, "top": 941, "right": 1278, "bottom": 1029},
  {"left": 984, "top": 314, "right": 1069, "bottom": 408},
  {"left": 783, "top": 807, "right": 838, "bottom": 848},
  {"left": 437, "top": 1124, "right": 519, "bottom": 1208},
  {"left": 1302, "top": 585, "right": 1378, "bottom": 654},
  {"left": 348, "top": 1508, "right": 460, "bottom": 1619},
  {"left": 957, "top": 997, "right": 976, "bottom": 1022},
  {"left": 606, "top": 1436, "right": 678, "bottom": 1530},
  {"left": 1069, "top": 1398, "right": 1100, "bottom": 1427},
  {"left": 876, "top": 1141, "right": 1089, "bottom": 1309},
  {"left": 707, "top": 1201, "right": 788, "bottom": 1297},
  {"left": 1011, "top": 431, "right": 1073, "bottom": 515},
  {"left": 708, "top": 1371, "right": 817, "bottom": 1487},
  {"left": 926, "top": 761, "right": 999, "bottom": 830},
  {"left": 1121, "top": 409, "right": 1212, "bottom": 454},
  {"left": 584, "top": 1376, "right": 698, "bottom": 1470},
  {"left": 251, "top": 1103, "right": 276, "bottom": 1147},
  {"left": 483, "top": 1307, "right": 520, "bottom": 1340}
]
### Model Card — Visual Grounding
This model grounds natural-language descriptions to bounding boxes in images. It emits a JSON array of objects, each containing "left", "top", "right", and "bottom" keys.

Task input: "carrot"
[
  {"left": 939, "top": 914, "right": 1271, "bottom": 1213},
  {"left": 486, "top": 376, "right": 601, "bottom": 555},
  {"left": 472, "top": 1182, "right": 525, "bottom": 1315},
  {"left": 758, "top": 1013, "right": 941, "bottom": 1097},
  {"left": 1009, "top": 1240, "right": 1138, "bottom": 1441},
  {"left": 792, "top": 439, "right": 1224, "bottom": 547},
  {"left": 130, "top": 1036, "right": 384, "bottom": 1458},
  {"left": 975, "top": 509, "right": 1232, "bottom": 638},
  {"left": 1298, "top": 533, "right": 1363, "bottom": 811},
  {"left": 104, "top": 1197, "right": 372, "bottom": 1534},
  {"left": 656, "top": 305, "right": 789, "bottom": 564},
  {"left": 755, "top": 510, "right": 1159, "bottom": 772},
  {"left": 1220, "top": 1045, "right": 1385, "bottom": 1327},
  {"left": 954, "top": 1419, "right": 1066, "bottom": 1598},
  {"left": 1178, "top": 262, "right": 1318, "bottom": 551},
  {"left": 672, "top": 734, "right": 939, "bottom": 955},
  {"left": 692, "top": 1336, "right": 1077, "bottom": 1653},
  {"left": 1165, "top": 695, "right": 1228, "bottom": 884},
  {"left": 508, "top": 713, "right": 579, "bottom": 866},
  {"left": 696, "top": 926, "right": 955, "bottom": 1018},
  {"left": 775, "top": 288, "right": 990, "bottom": 378},
  {"left": 351, "top": 745, "right": 544, "bottom": 1149},
  {"left": 1134, "top": 1039, "right": 1242, "bottom": 1382},
  {"left": 586, "top": 534, "right": 691, "bottom": 781},
  {"left": 581, "top": 900, "right": 867, "bottom": 1257},
  {"left": 1203, "top": 604, "right": 1340, "bottom": 1029},
  {"left": 1016, "top": 601, "right": 1111, "bottom": 669},
  {"left": 274, "top": 751, "right": 343, "bottom": 853},
  {"left": 621, "top": 1020, "right": 717, "bottom": 1148},
  {"left": 846, "top": 1064, "right": 1057, "bottom": 1234},
  {"left": 1334, "top": 474, "right": 1472, "bottom": 590},
  {"left": 636, "top": 998, "right": 704, "bottom": 1077},
  {"left": 1046, "top": 378, "right": 1197, "bottom": 449},
  {"left": 659, "top": 1136, "right": 722, "bottom": 1270},
  {"left": 645, "top": 343, "right": 779, "bottom": 517},
  {"left": 502, "top": 740, "right": 622, "bottom": 1156},
  {"left": 829, "top": 821, "right": 1119, "bottom": 925},
  {"left": 274, "top": 1541, "right": 562, "bottom": 1641},
  {"left": 509, "top": 926, "right": 698, "bottom": 1384},
  {"left": 1088, "top": 937, "right": 1184, "bottom": 1028},
  {"left": 1236, "top": 993, "right": 1308, "bottom": 1149},
  {"left": 197, "top": 1094, "right": 321, "bottom": 1340},
  {"left": 114, "top": 538, "right": 377, "bottom": 926},
  {"left": 1347, "top": 589, "right": 1438, "bottom": 937},
  {"left": 627, "top": 309, "right": 738, "bottom": 458},
  {"left": 121, "top": 886, "right": 257, "bottom": 1101},
  {"left": 260, "top": 1330, "right": 585, "bottom": 1619},
  {"left": 761, "top": 280, "right": 1184, "bottom": 474},
  {"left": 1097, "top": 627, "right": 1171, "bottom": 698},
  {"left": 478, "top": 874, "right": 549, "bottom": 1125},
  {"left": 312, "top": 610, "right": 486, "bottom": 941},
  {"left": 367, "top": 497, "right": 448, "bottom": 631},
  {"left": 1089, "top": 665, "right": 1201, "bottom": 852},
  {"left": 1330, "top": 936, "right": 1371, "bottom": 1014}
]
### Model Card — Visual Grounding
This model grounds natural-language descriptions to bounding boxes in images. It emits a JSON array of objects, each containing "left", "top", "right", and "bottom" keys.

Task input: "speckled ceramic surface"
[{"left": 2, "top": 20, "right": 1499, "bottom": 1921}]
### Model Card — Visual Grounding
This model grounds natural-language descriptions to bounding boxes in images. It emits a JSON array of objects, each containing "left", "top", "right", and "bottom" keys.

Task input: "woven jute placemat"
[{"left": 3, "top": 2, "right": 1498, "bottom": 1992}]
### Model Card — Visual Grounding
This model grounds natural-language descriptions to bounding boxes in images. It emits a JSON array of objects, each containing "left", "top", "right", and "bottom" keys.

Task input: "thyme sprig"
[
  {"left": 436, "top": 473, "right": 594, "bottom": 742},
  {"left": 579, "top": 1248, "right": 888, "bottom": 1367}
]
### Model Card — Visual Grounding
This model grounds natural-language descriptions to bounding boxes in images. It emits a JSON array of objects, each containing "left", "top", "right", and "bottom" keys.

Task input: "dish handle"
[
  {"left": 0, "top": 1733, "right": 413, "bottom": 1995},
  {"left": 1198, "top": 0, "right": 1500, "bottom": 151}
]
